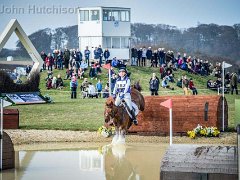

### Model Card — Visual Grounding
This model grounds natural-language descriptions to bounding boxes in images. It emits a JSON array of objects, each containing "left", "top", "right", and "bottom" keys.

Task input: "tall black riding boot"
[{"left": 131, "top": 109, "right": 138, "bottom": 125}]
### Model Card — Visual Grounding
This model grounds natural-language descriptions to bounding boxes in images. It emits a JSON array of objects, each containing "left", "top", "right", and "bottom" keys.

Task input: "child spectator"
[
  {"left": 46, "top": 53, "right": 54, "bottom": 71},
  {"left": 70, "top": 76, "right": 78, "bottom": 99},
  {"left": 111, "top": 57, "right": 119, "bottom": 68},
  {"left": 96, "top": 79, "right": 103, "bottom": 97},
  {"left": 78, "top": 68, "right": 84, "bottom": 79},
  {"left": 162, "top": 76, "right": 174, "bottom": 90},
  {"left": 46, "top": 75, "right": 53, "bottom": 89},
  {"left": 81, "top": 78, "right": 89, "bottom": 98},
  {"left": 102, "top": 85, "right": 109, "bottom": 98},
  {"left": 56, "top": 74, "right": 64, "bottom": 89},
  {"left": 52, "top": 76, "right": 57, "bottom": 89},
  {"left": 189, "top": 78, "right": 198, "bottom": 95},
  {"left": 182, "top": 75, "right": 190, "bottom": 95},
  {"left": 165, "top": 69, "right": 174, "bottom": 82},
  {"left": 176, "top": 78, "right": 183, "bottom": 88},
  {"left": 80, "top": 60, "right": 88, "bottom": 70},
  {"left": 64, "top": 67, "right": 73, "bottom": 80},
  {"left": 95, "top": 61, "right": 102, "bottom": 74},
  {"left": 89, "top": 62, "right": 97, "bottom": 80},
  {"left": 88, "top": 82, "right": 98, "bottom": 97}
]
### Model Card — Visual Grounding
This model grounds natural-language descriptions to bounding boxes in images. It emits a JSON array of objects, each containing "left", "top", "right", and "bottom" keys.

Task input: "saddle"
[{"left": 121, "top": 100, "right": 139, "bottom": 119}]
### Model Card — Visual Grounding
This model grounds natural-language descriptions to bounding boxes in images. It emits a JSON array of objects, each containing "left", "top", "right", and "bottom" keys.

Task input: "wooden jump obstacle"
[
  {"left": 160, "top": 144, "right": 238, "bottom": 180},
  {"left": 3, "top": 109, "right": 19, "bottom": 129},
  {"left": 1, "top": 131, "right": 14, "bottom": 170},
  {"left": 129, "top": 95, "right": 228, "bottom": 134}
]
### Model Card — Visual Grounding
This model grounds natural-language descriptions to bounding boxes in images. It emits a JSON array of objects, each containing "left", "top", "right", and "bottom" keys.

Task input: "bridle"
[{"left": 105, "top": 103, "right": 126, "bottom": 126}]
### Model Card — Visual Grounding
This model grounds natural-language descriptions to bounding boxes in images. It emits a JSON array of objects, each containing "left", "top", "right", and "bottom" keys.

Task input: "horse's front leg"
[
  {"left": 112, "top": 127, "right": 119, "bottom": 145},
  {"left": 117, "top": 129, "right": 126, "bottom": 144}
]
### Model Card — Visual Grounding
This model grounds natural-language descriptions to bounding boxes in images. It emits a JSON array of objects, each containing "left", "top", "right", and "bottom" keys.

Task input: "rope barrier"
[{"left": 40, "top": 87, "right": 237, "bottom": 95}]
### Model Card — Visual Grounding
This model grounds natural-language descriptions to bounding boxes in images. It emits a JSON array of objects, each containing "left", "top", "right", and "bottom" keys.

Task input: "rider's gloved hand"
[
  {"left": 112, "top": 94, "right": 116, "bottom": 100},
  {"left": 120, "top": 94, "right": 125, "bottom": 100}
]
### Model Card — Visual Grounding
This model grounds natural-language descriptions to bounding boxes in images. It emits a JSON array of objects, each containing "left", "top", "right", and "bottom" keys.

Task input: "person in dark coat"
[
  {"left": 131, "top": 47, "right": 138, "bottom": 66},
  {"left": 63, "top": 47, "right": 71, "bottom": 69},
  {"left": 84, "top": 46, "right": 91, "bottom": 67},
  {"left": 230, "top": 72, "right": 238, "bottom": 95},
  {"left": 149, "top": 73, "right": 160, "bottom": 96},
  {"left": 151, "top": 50, "right": 158, "bottom": 67},
  {"left": 146, "top": 47, "right": 152, "bottom": 67},
  {"left": 103, "top": 49, "right": 110, "bottom": 64},
  {"left": 94, "top": 47, "right": 100, "bottom": 61},
  {"left": 40, "top": 51, "right": 47, "bottom": 70},
  {"left": 137, "top": 48, "right": 142, "bottom": 66},
  {"left": 97, "top": 45, "right": 103, "bottom": 66}
]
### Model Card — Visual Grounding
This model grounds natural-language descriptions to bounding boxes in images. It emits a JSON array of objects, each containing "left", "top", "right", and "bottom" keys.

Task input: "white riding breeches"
[{"left": 115, "top": 93, "right": 132, "bottom": 111}]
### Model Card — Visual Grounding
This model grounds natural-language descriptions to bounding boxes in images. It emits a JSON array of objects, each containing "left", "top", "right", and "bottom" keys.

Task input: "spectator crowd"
[{"left": 19, "top": 44, "right": 238, "bottom": 98}]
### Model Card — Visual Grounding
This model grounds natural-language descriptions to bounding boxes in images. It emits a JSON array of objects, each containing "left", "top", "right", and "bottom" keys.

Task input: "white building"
[{"left": 78, "top": 7, "right": 131, "bottom": 60}]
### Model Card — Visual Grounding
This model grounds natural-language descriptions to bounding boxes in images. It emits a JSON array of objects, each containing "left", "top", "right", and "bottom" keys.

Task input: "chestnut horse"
[{"left": 104, "top": 83, "right": 145, "bottom": 143}]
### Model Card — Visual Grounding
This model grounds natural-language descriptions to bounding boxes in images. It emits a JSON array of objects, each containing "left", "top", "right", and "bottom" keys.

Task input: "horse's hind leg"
[{"left": 112, "top": 128, "right": 119, "bottom": 145}]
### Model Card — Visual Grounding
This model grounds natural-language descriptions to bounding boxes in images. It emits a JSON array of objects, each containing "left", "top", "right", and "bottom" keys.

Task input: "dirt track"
[{"left": 5, "top": 129, "right": 237, "bottom": 146}]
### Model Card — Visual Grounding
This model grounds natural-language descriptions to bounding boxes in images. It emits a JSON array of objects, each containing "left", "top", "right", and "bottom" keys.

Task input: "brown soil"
[{"left": 5, "top": 130, "right": 237, "bottom": 146}]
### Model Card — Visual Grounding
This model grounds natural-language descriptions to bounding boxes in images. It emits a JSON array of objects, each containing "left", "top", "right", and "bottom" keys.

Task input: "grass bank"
[{"left": 11, "top": 66, "right": 240, "bottom": 131}]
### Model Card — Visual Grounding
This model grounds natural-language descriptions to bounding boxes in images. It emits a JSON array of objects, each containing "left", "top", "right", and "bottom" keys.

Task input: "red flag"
[
  {"left": 102, "top": 63, "right": 111, "bottom": 70},
  {"left": 160, "top": 99, "right": 172, "bottom": 109}
]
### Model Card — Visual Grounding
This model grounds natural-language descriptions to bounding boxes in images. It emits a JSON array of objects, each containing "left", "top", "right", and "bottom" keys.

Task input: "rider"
[{"left": 112, "top": 68, "right": 138, "bottom": 125}]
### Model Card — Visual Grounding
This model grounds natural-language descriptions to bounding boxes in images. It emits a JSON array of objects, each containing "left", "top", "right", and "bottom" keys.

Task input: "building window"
[
  {"left": 121, "top": 37, "right": 129, "bottom": 48},
  {"left": 112, "top": 37, "right": 120, "bottom": 48},
  {"left": 80, "top": 10, "right": 89, "bottom": 21},
  {"left": 91, "top": 10, "right": 99, "bottom": 21},
  {"left": 103, "top": 37, "right": 111, "bottom": 48},
  {"left": 112, "top": 10, "right": 120, "bottom": 21},
  {"left": 120, "top": 10, "right": 130, "bottom": 22},
  {"left": 103, "top": 9, "right": 130, "bottom": 22},
  {"left": 103, "top": 10, "right": 112, "bottom": 21}
]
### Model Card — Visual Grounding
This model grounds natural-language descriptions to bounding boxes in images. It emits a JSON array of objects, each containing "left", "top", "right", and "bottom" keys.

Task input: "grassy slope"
[{"left": 14, "top": 66, "right": 239, "bottom": 131}]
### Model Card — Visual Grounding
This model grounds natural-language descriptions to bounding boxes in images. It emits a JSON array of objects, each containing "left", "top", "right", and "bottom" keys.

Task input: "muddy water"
[{"left": 1, "top": 143, "right": 169, "bottom": 180}]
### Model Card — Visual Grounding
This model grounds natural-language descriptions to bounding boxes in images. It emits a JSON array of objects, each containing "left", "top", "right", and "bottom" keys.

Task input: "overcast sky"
[{"left": 1, "top": 0, "right": 240, "bottom": 49}]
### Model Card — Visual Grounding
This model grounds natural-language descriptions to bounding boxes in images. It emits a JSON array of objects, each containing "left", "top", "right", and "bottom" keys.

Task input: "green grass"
[
  {"left": 11, "top": 66, "right": 240, "bottom": 131},
  {"left": 235, "top": 99, "right": 240, "bottom": 126}
]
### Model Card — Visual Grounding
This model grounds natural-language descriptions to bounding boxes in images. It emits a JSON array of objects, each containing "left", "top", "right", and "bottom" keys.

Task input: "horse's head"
[
  {"left": 131, "top": 80, "right": 142, "bottom": 92},
  {"left": 104, "top": 97, "right": 117, "bottom": 124}
]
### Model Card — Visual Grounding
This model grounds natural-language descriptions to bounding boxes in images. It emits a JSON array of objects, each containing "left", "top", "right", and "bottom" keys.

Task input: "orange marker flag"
[
  {"left": 102, "top": 63, "right": 111, "bottom": 70},
  {"left": 160, "top": 99, "right": 172, "bottom": 109}
]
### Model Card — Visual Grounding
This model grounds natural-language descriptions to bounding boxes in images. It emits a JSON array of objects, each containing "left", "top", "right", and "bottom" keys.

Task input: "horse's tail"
[
  {"left": 139, "top": 93, "right": 145, "bottom": 111},
  {"left": 131, "top": 82, "right": 145, "bottom": 111},
  {"left": 132, "top": 80, "right": 142, "bottom": 92}
]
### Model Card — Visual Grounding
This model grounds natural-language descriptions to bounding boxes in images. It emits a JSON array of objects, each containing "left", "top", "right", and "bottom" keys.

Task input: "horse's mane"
[
  {"left": 131, "top": 80, "right": 142, "bottom": 92},
  {"left": 106, "top": 96, "right": 114, "bottom": 106}
]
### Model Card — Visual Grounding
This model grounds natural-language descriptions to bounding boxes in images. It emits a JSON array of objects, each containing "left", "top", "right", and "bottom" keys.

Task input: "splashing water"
[{"left": 112, "top": 134, "right": 125, "bottom": 145}]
